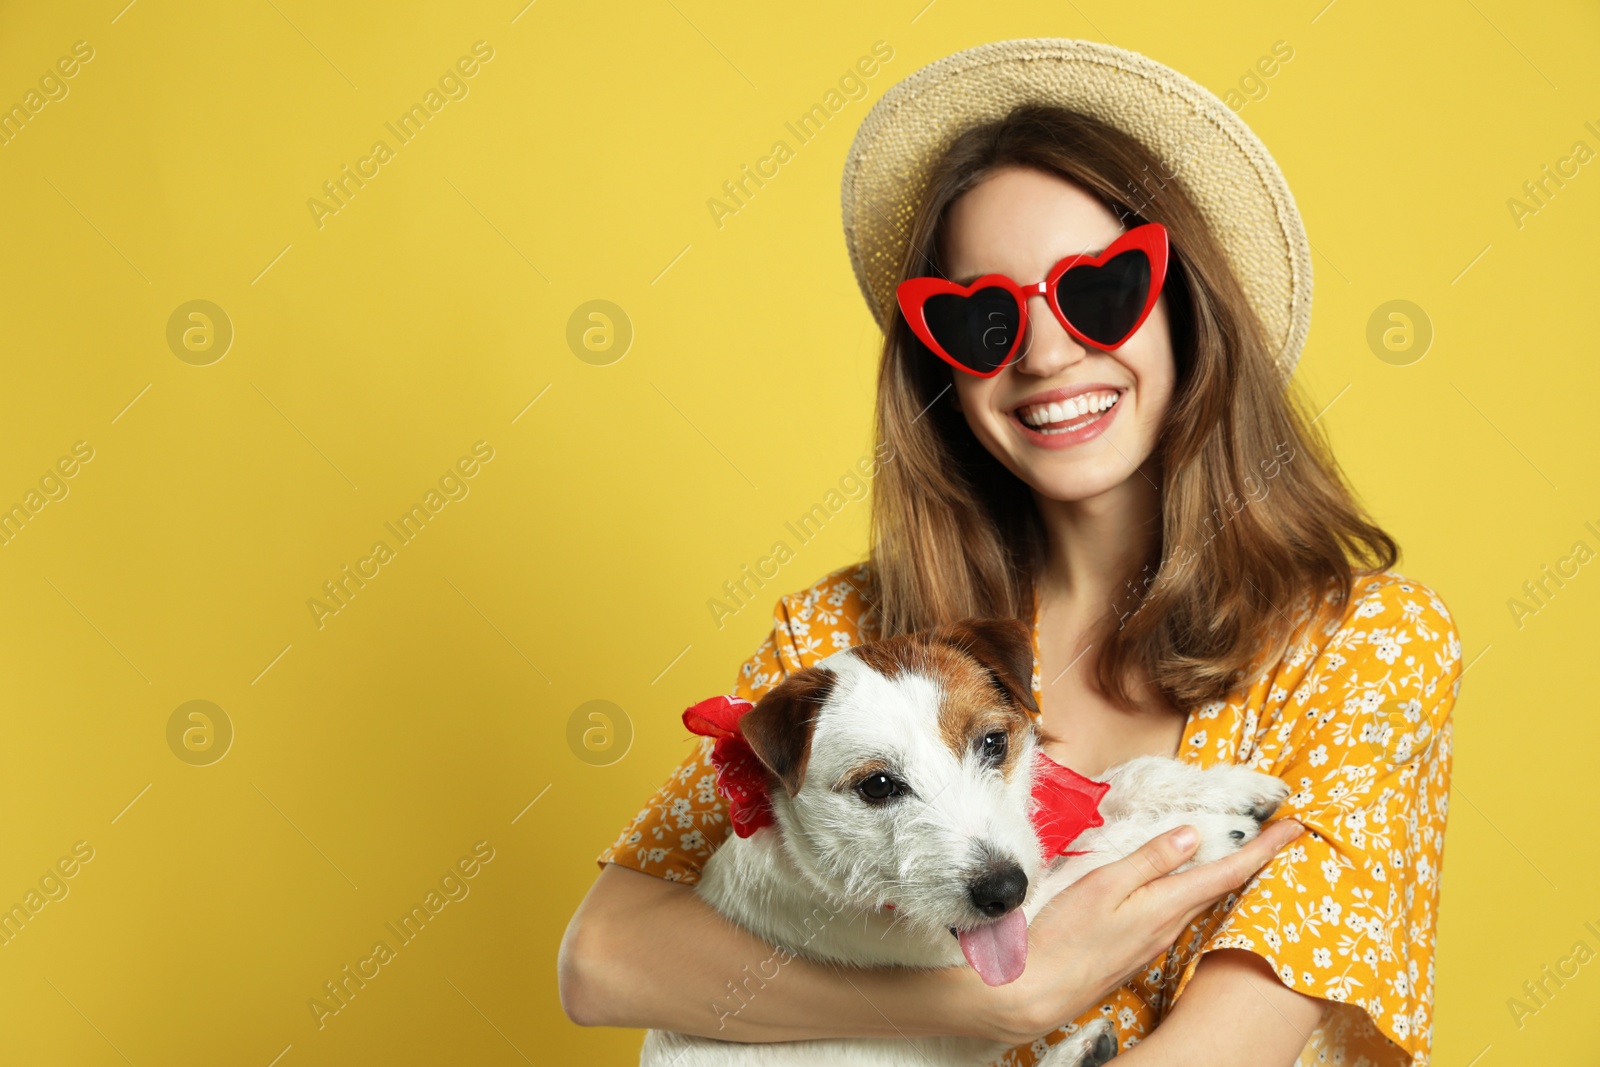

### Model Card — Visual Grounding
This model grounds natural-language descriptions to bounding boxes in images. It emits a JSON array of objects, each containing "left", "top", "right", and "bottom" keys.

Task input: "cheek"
[
  {"left": 952, "top": 378, "right": 1012, "bottom": 446},
  {"left": 951, "top": 375, "right": 987, "bottom": 415},
  {"left": 1130, "top": 361, "right": 1173, "bottom": 423},
  {"left": 1122, "top": 332, "right": 1176, "bottom": 426}
]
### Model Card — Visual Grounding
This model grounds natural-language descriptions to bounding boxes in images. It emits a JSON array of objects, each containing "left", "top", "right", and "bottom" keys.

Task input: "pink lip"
[{"left": 1009, "top": 383, "right": 1126, "bottom": 450}]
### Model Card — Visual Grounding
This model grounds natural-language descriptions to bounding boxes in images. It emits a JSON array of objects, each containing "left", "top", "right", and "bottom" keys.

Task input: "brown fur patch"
[
  {"left": 740, "top": 667, "right": 836, "bottom": 796},
  {"left": 931, "top": 618, "right": 1040, "bottom": 717},
  {"left": 923, "top": 619, "right": 1038, "bottom": 771},
  {"left": 848, "top": 637, "right": 911, "bottom": 681},
  {"left": 832, "top": 758, "right": 893, "bottom": 793},
  {"left": 924, "top": 646, "right": 1029, "bottom": 771},
  {"left": 842, "top": 620, "right": 1039, "bottom": 773}
]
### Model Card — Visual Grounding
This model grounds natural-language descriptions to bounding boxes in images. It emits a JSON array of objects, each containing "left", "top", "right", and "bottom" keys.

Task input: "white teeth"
[{"left": 1018, "top": 391, "right": 1120, "bottom": 428}]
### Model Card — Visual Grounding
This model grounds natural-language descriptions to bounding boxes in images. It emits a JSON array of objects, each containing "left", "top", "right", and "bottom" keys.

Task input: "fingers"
[
  {"left": 1100, "top": 823, "right": 1202, "bottom": 896},
  {"left": 1155, "top": 818, "right": 1305, "bottom": 914}
]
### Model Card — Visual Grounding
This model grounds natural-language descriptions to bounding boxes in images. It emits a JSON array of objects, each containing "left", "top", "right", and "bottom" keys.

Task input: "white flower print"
[
  {"left": 1374, "top": 630, "right": 1410, "bottom": 665},
  {"left": 1354, "top": 596, "right": 1386, "bottom": 619},
  {"left": 670, "top": 797, "right": 693, "bottom": 828}
]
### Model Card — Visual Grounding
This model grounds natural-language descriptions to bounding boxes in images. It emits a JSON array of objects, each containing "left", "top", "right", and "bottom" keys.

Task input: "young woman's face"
[{"left": 940, "top": 165, "right": 1177, "bottom": 503}]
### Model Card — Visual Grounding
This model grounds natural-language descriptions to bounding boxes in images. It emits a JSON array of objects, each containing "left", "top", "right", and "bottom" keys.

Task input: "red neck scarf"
[{"left": 682, "top": 694, "right": 1108, "bottom": 855}]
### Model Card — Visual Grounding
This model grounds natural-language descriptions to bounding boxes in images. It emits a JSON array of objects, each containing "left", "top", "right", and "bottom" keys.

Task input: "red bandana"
[
  {"left": 683, "top": 694, "right": 1110, "bottom": 853},
  {"left": 1029, "top": 751, "right": 1110, "bottom": 858},
  {"left": 682, "top": 695, "right": 774, "bottom": 838}
]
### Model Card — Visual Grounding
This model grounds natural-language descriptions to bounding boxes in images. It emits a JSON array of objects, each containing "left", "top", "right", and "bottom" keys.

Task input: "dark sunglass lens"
[
  {"left": 922, "top": 287, "right": 1020, "bottom": 373},
  {"left": 1054, "top": 251, "right": 1151, "bottom": 346}
]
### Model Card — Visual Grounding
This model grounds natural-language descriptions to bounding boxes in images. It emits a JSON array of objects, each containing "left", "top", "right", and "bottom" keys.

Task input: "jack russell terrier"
[{"left": 640, "top": 616, "right": 1289, "bottom": 1066}]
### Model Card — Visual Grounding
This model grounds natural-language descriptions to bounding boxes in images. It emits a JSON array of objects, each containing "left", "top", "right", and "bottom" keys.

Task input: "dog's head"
[{"left": 739, "top": 617, "right": 1044, "bottom": 985}]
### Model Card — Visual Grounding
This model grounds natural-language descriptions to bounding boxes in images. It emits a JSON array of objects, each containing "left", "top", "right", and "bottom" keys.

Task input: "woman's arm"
[
  {"left": 558, "top": 863, "right": 987, "bottom": 1041},
  {"left": 1109, "top": 949, "right": 1326, "bottom": 1065},
  {"left": 558, "top": 819, "right": 1306, "bottom": 1044}
]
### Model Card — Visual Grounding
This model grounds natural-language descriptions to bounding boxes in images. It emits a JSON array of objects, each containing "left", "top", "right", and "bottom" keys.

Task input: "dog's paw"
[
  {"left": 1039, "top": 1017, "right": 1117, "bottom": 1066},
  {"left": 1101, "top": 757, "right": 1288, "bottom": 824},
  {"left": 1191, "top": 765, "right": 1291, "bottom": 823},
  {"left": 1175, "top": 810, "right": 1268, "bottom": 868},
  {"left": 1238, "top": 771, "right": 1292, "bottom": 823}
]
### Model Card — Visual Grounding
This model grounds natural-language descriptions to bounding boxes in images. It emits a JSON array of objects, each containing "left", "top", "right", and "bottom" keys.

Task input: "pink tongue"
[{"left": 957, "top": 909, "right": 1029, "bottom": 986}]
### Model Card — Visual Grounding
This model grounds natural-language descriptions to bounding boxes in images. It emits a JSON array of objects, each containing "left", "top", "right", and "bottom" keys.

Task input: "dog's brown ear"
[
  {"left": 934, "top": 617, "right": 1040, "bottom": 716},
  {"left": 739, "top": 668, "right": 835, "bottom": 797}
]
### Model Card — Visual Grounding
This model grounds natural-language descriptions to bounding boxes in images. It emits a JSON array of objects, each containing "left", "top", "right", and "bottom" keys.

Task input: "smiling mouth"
[{"left": 1012, "top": 389, "right": 1123, "bottom": 435}]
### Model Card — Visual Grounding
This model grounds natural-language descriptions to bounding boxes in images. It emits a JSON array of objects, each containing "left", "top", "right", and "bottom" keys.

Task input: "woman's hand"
[{"left": 972, "top": 818, "right": 1306, "bottom": 1045}]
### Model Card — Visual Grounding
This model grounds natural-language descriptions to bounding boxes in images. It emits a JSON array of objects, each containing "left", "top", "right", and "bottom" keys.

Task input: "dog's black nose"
[{"left": 967, "top": 862, "right": 1028, "bottom": 917}]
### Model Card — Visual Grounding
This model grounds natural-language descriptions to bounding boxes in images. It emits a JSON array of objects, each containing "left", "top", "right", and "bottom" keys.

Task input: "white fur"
[{"left": 641, "top": 647, "right": 1290, "bottom": 1067}]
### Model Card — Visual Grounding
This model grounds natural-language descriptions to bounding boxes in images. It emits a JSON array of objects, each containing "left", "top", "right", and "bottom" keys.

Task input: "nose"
[
  {"left": 967, "top": 861, "right": 1028, "bottom": 917},
  {"left": 1013, "top": 294, "right": 1087, "bottom": 376}
]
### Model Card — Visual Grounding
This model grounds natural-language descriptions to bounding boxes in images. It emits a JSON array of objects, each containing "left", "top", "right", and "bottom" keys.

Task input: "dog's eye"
[
  {"left": 979, "top": 730, "right": 1008, "bottom": 764},
  {"left": 856, "top": 773, "right": 904, "bottom": 803}
]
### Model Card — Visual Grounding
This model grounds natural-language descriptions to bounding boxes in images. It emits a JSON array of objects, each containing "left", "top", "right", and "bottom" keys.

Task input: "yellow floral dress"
[{"left": 598, "top": 561, "right": 1463, "bottom": 1066}]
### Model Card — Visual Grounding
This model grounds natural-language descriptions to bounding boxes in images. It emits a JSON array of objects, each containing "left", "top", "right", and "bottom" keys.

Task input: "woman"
[{"left": 560, "top": 40, "right": 1461, "bottom": 1067}]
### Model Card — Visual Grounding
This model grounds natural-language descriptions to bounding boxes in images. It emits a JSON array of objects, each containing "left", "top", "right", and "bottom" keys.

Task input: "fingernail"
[{"left": 1171, "top": 825, "right": 1197, "bottom": 850}]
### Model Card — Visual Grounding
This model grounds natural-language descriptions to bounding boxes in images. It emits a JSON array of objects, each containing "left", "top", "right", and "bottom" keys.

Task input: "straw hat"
[{"left": 840, "top": 38, "right": 1313, "bottom": 374}]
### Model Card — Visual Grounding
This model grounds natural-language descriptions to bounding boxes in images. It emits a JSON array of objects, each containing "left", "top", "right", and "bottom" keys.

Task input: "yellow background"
[{"left": 0, "top": 0, "right": 1594, "bottom": 1063}]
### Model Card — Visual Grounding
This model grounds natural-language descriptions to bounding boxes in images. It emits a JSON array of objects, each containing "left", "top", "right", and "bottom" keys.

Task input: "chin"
[{"left": 1003, "top": 454, "right": 1135, "bottom": 504}]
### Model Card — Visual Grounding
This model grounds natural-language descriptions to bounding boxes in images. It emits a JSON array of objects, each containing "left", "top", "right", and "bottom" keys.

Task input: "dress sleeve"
[
  {"left": 1169, "top": 574, "right": 1464, "bottom": 1063},
  {"left": 593, "top": 563, "right": 872, "bottom": 883}
]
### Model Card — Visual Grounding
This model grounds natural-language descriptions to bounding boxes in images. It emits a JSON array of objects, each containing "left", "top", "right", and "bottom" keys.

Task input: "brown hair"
[{"left": 863, "top": 103, "right": 1396, "bottom": 711}]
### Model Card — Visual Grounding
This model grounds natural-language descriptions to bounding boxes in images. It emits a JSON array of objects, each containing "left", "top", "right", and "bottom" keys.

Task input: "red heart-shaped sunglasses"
[{"left": 895, "top": 222, "right": 1170, "bottom": 378}]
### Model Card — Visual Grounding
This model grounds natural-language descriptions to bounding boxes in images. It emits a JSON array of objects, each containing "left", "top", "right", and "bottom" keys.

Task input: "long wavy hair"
[{"left": 863, "top": 103, "right": 1397, "bottom": 710}]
